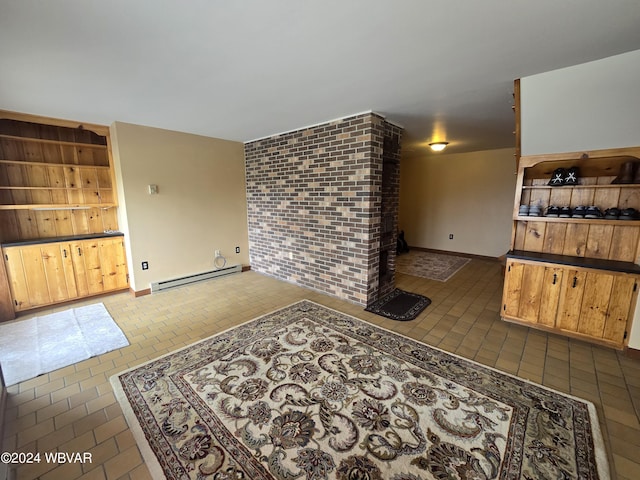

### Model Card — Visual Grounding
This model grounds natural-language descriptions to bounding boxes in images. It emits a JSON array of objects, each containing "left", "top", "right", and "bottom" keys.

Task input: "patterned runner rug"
[
  {"left": 396, "top": 251, "right": 471, "bottom": 282},
  {"left": 111, "top": 301, "right": 609, "bottom": 480}
]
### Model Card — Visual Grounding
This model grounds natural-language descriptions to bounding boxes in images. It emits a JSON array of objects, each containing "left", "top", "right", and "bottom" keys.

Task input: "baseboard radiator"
[{"left": 151, "top": 264, "right": 242, "bottom": 292}]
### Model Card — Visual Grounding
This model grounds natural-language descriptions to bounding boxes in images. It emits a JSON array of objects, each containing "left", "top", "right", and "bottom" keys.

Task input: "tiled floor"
[{"left": 2, "top": 258, "right": 639, "bottom": 479}]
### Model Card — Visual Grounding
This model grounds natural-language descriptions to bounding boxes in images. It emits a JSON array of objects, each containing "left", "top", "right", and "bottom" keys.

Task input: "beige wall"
[
  {"left": 110, "top": 122, "right": 249, "bottom": 292},
  {"left": 399, "top": 148, "right": 516, "bottom": 258},
  {"left": 521, "top": 49, "right": 640, "bottom": 155}
]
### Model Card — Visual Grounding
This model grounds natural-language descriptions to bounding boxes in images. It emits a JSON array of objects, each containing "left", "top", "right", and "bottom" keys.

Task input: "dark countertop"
[
  {"left": 507, "top": 250, "right": 640, "bottom": 275},
  {"left": 1, "top": 232, "right": 124, "bottom": 248}
]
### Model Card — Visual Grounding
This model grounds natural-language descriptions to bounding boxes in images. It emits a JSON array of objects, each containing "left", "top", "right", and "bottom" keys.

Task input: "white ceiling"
[{"left": 1, "top": 1, "right": 640, "bottom": 157}]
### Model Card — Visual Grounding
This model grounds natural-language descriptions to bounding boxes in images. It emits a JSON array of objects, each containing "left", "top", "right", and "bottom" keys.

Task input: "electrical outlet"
[
  {"left": 235, "top": 246, "right": 240, "bottom": 254},
  {"left": 449, "top": 234, "right": 454, "bottom": 240},
  {"left": 141, "top": 261, "right": 149, "bottom": 270}
]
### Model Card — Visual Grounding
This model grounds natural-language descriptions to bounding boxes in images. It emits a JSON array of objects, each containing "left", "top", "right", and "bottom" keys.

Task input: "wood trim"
[
  {"left": 502, "top": 314, "right": 625, "bottom": 350},
  {"left": 0, "top": 159, "right": 111, "bottom": 168},
  {"left": 0, "top": 109, "right": 109, "bottom": 137},
  {"left": 0, "top": 257, "right": 15, "bottom": 322},
  {"left": 10, "top": 288, "right": 129, "bottom": 317},
  {"left": 0, "top": 204, "right": 117, "bottom": 211},
  {"left": 0, "top": 133, "right": 107, "bottom": 149},
  {"left": 513, "top": 78, "right": 520, "bottom": 168},
  {"left": 519, "top": 146, "right": 640, "bottom": 169},
  {"left": 241, "top": 265, "right": 252, "bottom": 272}
]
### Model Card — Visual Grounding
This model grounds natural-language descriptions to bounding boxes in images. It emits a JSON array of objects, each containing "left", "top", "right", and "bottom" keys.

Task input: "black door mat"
[{"left": 365, "top": 288, "right": 431, "bottom": 321}]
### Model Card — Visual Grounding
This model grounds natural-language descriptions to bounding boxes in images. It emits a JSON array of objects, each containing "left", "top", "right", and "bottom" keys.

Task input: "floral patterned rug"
[
  {"left": 111, "top": 300, "right": 609, "bottom": 480},
  {"left": 396, "top": 251, "right": 470, "bottom": 282}
]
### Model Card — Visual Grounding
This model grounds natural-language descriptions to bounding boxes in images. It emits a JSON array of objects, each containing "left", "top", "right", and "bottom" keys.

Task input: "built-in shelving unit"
[
  {"left": 502, "top": 146, "right": 640, "bottom": 349},
  {"left": 0, "top": 111, "right": 128, "bottom": 320},
  {"left": 0, "top": 114, "right": 118, "bottom": 243}
]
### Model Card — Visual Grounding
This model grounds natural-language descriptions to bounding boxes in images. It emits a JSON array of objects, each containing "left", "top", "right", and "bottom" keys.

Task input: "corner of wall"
[
  {"left": 109, "top": 122, "right": 136, "bottom": 291},
  {"left": 244, "top": 112, "right": 402, "bottom": 305}
]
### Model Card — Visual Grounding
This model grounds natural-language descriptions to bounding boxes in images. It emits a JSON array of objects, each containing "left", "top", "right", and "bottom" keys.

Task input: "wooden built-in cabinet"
[
  {"left": 503, "top": 258, "right": 637, "bottom": 349},
  {"left": 0, "top": 111, "right": 128, "bottom": 320},
  {"left": 3, "top": 236, "right": 128, "bottom": 312},
  {"left": 502, "top": 146, "right": 640, "bottom": 349}
]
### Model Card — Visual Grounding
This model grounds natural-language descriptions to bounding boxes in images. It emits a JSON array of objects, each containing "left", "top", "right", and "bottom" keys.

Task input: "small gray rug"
[
  {"left": 396, "top": 250, "right": 471, "bottom": 281},
  {"left": 0, "top": 303, "right": 129, "bottom": 386}
]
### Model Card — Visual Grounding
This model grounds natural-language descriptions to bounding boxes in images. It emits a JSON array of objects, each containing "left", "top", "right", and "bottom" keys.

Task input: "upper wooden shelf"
[
  {"left": 515, "top": 215, "right": 640, "bottom": 225},
  {"left": 522, "top": 183, "right": 640, "bottom": 190},
  {"left": 0, "top": 133, "right": 107, "bottom": 149},
  {"left": 520, "top": 149, "right": 640, "bottom": 180},
  {"left": 0, "top": 160, "right": 111, "bottom": 170},
  {"left": 0, "top": 186, "right": 112, "bottom": 191},
  {"left": 0, "top": 159, "right": 111, "bottom": 169},
  {"left": 0, "top": 204, "right": 116, "bottom": 211}
]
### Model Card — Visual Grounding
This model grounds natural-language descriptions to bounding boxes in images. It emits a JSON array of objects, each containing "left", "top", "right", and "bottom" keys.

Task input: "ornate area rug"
[
  {"left": 365, "top": 288, "right": 431, "bottom": 321},
  {"left": 111, "top": 301, "right": 609, "bottom": 480},
  {"left": 396, "top": 251, "right": 470, "bottom": 282},
  {"left": 0, "top": 303, "right": 129, "bottom": 386}
]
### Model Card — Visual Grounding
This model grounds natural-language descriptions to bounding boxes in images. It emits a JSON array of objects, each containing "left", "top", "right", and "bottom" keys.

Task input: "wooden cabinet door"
[
  {"left": 69, "top": 242, "right": 90, "bottom": 297},
  {"left": 98, "top": 238, "right": 128, "bottom": 291},
  {"left": 502, "top": 260, "right": 563, "bottom": 326},
  {"left": 502, "top": 260, "right": 524, "bottom": 318},
  {"left": 0, "top": 254, "right": 15, "bottom": 321},
  {"left": 20, "top": 245, "right": 52, "bottom": 308},
  {"left": 556, "top": 269, "right": 587, "bottom": 332},
  {"left": 603, "top": 276, "right": 636, "bottom": 344},
  {"left": 538, "top": 266, "right": 564, "bottom": 327},
  {"left": 576, "top": 272, "right": 615, "bottom": 338},
  {"left": 81, "top": 240, "right": 104, "bottom": 294},
  {"left": 3, "top": 246, "right": 33, "bottom": 311},
  {"left": 518, "top": 263, "right": 546, "bottom": 322},
  {"left": 575, "top": 272, "right": 635, "bottom": 347},
  {"left": 40, "top": 243, "right": 76, "bottom": 302},
  {"left": 555, "top": 268, "right": 637, "bottom": 348}
]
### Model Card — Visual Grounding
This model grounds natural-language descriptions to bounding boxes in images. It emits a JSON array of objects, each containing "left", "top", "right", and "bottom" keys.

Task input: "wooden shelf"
[
  {"left": 515, "top": 215, "right": 640, "bottom": 225},
  {"left": 507, "top": 249, "right": 640, "bottom": 274},
  {"left": 0, "top": 204, "right": 116, "bottom": 210},
  {"left": 522, "top": 183, "right": 640, "bottom": 190},
  {"left": 0, "top": 133, "right": 106, "bottom": 149},
  {"left": 0, "top": 159, "right": 110, "bottom": 169},
  {"left": 0, "top": 186, "right": 112, "bottom": 191}
]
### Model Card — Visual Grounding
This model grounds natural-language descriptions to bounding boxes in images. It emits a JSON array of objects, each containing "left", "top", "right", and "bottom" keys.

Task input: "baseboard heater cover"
[{"left": 151, "top": 264, "right": 241, "bottom": 292}]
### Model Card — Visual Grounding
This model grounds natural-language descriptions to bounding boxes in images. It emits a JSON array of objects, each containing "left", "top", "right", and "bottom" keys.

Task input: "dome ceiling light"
[{"left": 429, "top": 142, "right": 449, "bottom": 152}]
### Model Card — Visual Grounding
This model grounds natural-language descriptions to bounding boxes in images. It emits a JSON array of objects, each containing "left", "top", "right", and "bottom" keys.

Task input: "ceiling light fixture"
[{"left": 429, "top": 142, "right": 449, "bottom": 152}]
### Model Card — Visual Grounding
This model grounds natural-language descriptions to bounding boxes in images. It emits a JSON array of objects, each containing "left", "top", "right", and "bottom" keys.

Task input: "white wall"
[
  {"left": 521, "top": 49, "right": 640, "bottom": 349},
  {"left": 521, "top": 49, "right": 640, "bottom": 155},
  {"left": 399, "top": 148, "right": 516, "bottom": 258},
  {"left": 110, "top": 122, "right": 249, "bottom": 292}
]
